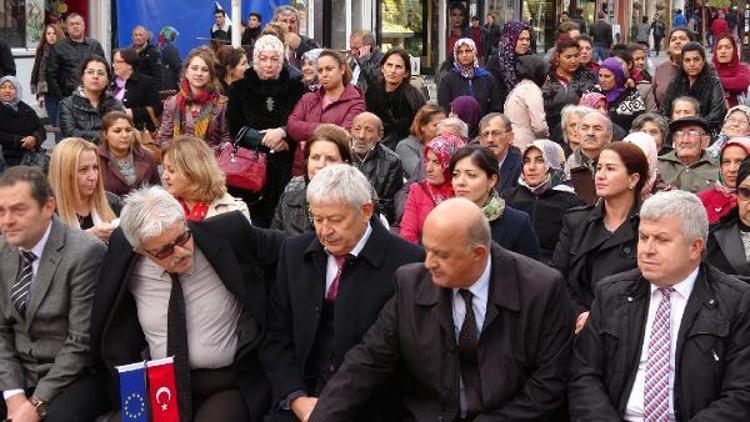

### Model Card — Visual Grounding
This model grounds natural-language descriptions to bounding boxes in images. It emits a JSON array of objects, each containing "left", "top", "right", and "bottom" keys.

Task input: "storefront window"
[
  {"left": 290, "top": 0, "right": 310, "bottom": 38},
  {"left": 0, "top": 0, "right": 44, "bottom": 48},
  {"left": 380, "top": 0, "right": 438, "bottom": 72},
  {"left": 523, "top": 0, "right": 556, "bottom": 52}
]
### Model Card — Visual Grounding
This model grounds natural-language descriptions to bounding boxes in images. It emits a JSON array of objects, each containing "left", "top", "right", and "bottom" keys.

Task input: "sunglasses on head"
[
  {"left": 145, "top": 228, "right": 192, "bottom": 260},
  {"left": 738, "top": 187, "right": 750, "bottom": 201}
]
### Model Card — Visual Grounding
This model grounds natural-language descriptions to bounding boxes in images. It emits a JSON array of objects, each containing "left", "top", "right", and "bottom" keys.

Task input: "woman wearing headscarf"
[
  {"left": 437, "top": 38, "right": 502, "bottom": 116},
  {"left": 713, "top": 32, "right": 750, "bottom": 109},
  {"left": 0, "top": 76, "right": 45, "bottom": 167},
  {"left": 503, "top": 140, "right": 583, "bottom": 263},
  {"left": 157, "top": 26, "right": 182, "bottom": 91},
  {"left": 699, "top": 138, "right": 750, "bottom": 223},
  {"left": 707, "top": 105, "right": 750, "bottom": 159},
  {"left": 487, "top": 20, "right": 533, "bottom": 107},
  {"left": 578, "top": 91, "right": 608, "bottom": 112},
  {"left": 448, "top": 96, "right": 481, "bottom": 139},
  {"left": 227, "top": 35, "right": 306, "bottom": 227},
  {"left": 592, "top": 57, "right": 646, "bottom": 131},
  {"left": 623, "top": 131, "right": 665, "bottom": 197},
  {"left": 399, "top": 134, "right": 465, "bottom": 244},
  {"left": 504, "top": 54, "right": 550, "bottom": 149},
  {"left": 707, "top": 158, "right": 750, "bottom": 278}
]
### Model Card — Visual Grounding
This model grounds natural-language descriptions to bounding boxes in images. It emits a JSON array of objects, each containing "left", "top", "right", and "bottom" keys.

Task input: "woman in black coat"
[
  {"left": 552, "top": 142, "right": 649, "bottom": 332},
  {"left": 707, "top": 159, "right": 750, "bottom": 279},
  {"left": 437, "top": 38, "right": 502, "bottom": 117},
  {"left": 227, "top": 35, "right": 306, "bottom": 228},
  {"left": 505, "top": 140, "right": 585, "bottom": 264},
  {"left": 365, "top": 47, "right": 426, "bottom": 150},
  {"left": 111, "top": 48, "right": 163, "bottom": 132},
  {"left": 0, "top": 76, "right": 46, "bottom": 167}
]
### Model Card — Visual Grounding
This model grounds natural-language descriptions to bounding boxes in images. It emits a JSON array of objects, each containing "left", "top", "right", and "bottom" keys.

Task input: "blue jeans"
[
  {"left": 45, "top": 94, "right": 60, "bottom": 126},
  {"left": 594, "top": 46, "right": 609, "bottom": 63}
]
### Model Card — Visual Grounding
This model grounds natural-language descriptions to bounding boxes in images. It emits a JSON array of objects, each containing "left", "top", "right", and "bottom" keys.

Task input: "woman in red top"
[
  {"left": 287, "top": 49, "right": 366, "bottom": 176},
  {"left": 713, "top": 33, "right": 750, "bottom": 108},
  {"left": 699, "top": 137, "right": 750, "bottom": 223},
  {"left": 399, "top": 134, "right": 465, "bottom": 243}
]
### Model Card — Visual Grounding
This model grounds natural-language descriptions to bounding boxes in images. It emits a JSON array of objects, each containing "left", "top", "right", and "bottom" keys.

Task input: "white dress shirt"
[
  {"left": 451, "top": 257, "right": 492, "bottom": 418},
  {"left": 324, "top": 223, "right": 372, "bottom": 295},
  {"left": 3, "top": 221, "right": 52, "bottom": 399},
  {"left": 624, "top": 267, "right": 699, "bottom": 421}
]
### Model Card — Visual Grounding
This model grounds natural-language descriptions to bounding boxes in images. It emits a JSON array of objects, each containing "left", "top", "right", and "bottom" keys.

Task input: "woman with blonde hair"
[
  {"left": 160, "top": 135, "right": 249, "bottom": 221},
  {"left": 49, "top": 137, "right": 120, "bottom": 243}
]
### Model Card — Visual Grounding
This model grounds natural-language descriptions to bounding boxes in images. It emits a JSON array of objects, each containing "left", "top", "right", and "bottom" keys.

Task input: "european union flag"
[{"left": 117, "top": 361, "right": 148, "bottom": 422}]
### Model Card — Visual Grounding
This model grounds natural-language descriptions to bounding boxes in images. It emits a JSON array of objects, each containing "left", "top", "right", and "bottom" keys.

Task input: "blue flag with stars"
[{"left": 117, "top": 362, "right": 148, "bottom": 422}]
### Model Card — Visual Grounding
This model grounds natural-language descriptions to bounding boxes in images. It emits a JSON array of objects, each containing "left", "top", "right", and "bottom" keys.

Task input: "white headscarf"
[{"left": 0, "top": 76, "right": 23, "bottom": 111}]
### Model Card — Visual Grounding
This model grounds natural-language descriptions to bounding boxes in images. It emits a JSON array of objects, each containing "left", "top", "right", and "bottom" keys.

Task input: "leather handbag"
[
  {"left": 138, "top": 106, "right": 162, "bottom": 163},
  {"left": 216, "top": 139, "right": 267, "bottom": 193}
]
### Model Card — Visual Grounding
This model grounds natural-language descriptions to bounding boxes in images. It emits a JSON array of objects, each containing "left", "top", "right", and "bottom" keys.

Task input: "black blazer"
[
  {"left": 309, "top": 244, "right": 574, "bottom": 422},
  {"left": 497, "top": 147, "right": 522, "bottom": 196},
  {"left": 569, "top": 265, "right": 750, "bottom": 421},
  {"left": 260, "top": 219, "right": 424, "bottom": 420},
  {"left": 120, "top": 72, "right": 163, "bottom": 132},
  {"left": 706, "top": 217, "right": 750, "bottom": 279},
  {"left": 90, "top": 211, "right": 288, "bottom": 420},
  {"left": 489, "top": 206, "right": 542, "bottom": 260}
]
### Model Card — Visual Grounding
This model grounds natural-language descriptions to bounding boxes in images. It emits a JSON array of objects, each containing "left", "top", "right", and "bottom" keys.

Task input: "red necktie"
[{"left": 326, "top": 255, "right": 349, "bottom": 302}]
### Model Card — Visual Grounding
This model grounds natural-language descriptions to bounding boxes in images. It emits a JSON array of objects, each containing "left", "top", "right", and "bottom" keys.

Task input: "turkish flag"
[{"left": 146, "top": 357, "right": 180, "bottom": 422}]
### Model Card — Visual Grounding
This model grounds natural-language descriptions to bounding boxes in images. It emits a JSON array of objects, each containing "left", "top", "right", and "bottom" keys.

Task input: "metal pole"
[{"left": 232, "top": 0, "right": 242, "bottom": 48}]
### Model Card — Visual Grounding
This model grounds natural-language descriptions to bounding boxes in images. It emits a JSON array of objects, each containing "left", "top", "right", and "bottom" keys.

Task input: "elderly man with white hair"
[
  {"left": 90, "top": 186, "right": 289, "bottom": 421},
  {"left": 569, "top": 190, "right": 750, "bottom": 421},
  {"left": 260, "top": 164, "right": 423, "bottom": 422},
  {"left": 565, "top": 111, "right": 614, "bottom": 204}
]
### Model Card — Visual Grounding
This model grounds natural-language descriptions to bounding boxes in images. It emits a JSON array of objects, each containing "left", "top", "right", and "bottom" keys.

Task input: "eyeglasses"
[
  {"left": 145, "top": 228, "right": 192, "bottom": 260},
  {"left": 738, "top": 187, "right": 750, "bottom": 201},
  {"left": 479, "top": 129, "right": 510, "bottom": 139},
  {"left": 673, "top": 130, "right": 706, "bottom": 140}
]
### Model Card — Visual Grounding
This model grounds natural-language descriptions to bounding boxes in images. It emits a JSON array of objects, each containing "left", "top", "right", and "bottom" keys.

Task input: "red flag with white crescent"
[{"left": 146, "top": 357, "right": 180, "bottom": 422}]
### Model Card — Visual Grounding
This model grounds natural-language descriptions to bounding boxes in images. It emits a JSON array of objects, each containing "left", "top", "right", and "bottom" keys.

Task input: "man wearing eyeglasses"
[
  {"left": 657, "top": 116, "right": 719, "bottom": 193},
  {"left": 90, "top": 186, "right": 289, "bottom": 421},
  {"left": 477, "top": 113, "right": 522, "bottom": 195}
]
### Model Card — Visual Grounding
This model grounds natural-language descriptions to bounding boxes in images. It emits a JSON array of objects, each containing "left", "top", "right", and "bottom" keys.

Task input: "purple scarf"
[
  {"left": 599, "top": 58, "right": 626, "bottom": 104},
  {"left": 450, "top": 96, "right": 481, "bottom": 136},
  {"left": 113, "top": 77, "right": 127, "bottom": 102}
]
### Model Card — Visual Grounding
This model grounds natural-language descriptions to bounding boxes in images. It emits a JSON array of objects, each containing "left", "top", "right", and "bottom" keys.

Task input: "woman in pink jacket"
[
  {"left": 399, "top": 134, "right": 465, "bottom": 243},
  {"left": 287, "top": 49, "right": 366, "bottom": 176},
  {"left": 504, "top": 54, "right": 550, "bottom": 150}
]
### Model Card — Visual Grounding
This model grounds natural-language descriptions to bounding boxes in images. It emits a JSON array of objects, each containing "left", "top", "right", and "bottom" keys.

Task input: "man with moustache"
[
  {"left": 477, "top": 113, "right": 522, "bottom": 195},
  {"left": 46, "top": 13, "right": 106, "bottom": 99},
  {"left": 565, "top": 111, "right": 614, "bottom": 204}
]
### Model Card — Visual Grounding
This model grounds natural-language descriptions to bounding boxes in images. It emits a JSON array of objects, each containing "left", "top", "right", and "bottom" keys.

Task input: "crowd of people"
[{"left": 2, "top": 3, "right": 750, "bottom": 422}]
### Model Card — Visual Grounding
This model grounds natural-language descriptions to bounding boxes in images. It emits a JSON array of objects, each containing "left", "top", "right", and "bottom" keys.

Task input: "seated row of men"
[{"left": 1, "top": 164, "right": 749, "bottom": 421}]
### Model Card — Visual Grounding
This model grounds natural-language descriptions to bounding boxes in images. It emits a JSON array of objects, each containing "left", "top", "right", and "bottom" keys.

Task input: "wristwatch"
[{"left": 29, "top": 395, "right": 49, "bottom": 418}]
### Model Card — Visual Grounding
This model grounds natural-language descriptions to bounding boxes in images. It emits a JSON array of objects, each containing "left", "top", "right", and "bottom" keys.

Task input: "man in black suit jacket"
[
  {"left": 477, "top": 113, "right": 522, "bottom": 196},
  {"left": 308, "top": 198, "right": 574, "bottom": 421},
  {"left": 90, "top": 186, "right": 288, "bottom": 421},
  {"left": 261, "top": 164, "right": 424, "bottom": 422},
  {"left": 569, "top": 191, "right": 750, "bottom": 420}
]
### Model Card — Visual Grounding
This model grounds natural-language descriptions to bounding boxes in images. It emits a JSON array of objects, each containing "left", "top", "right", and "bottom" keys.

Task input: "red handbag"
[{"left": 216, "top": 141, "right": 267, "bottom": 193}]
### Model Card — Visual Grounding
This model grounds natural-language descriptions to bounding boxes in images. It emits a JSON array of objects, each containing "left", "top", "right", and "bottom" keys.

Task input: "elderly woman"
[
  {"left": 49, "top": 137, "right": 121, "bottom": 243},
  {"left": 98, "top": 111, "right": 160, "bottom": 197},
  {"left": 707, "top": 158, "right": 750, "bottom": 278},
  {"left": 592, "top": 57, "right": 646, "bottom": 130},
  {"left": 111, "top": 48, "right": 163, "bottom": 132},
  {"left": 699, "top": 138, "right": 750, "bottom": 223},
  {"left": 632, "top": 112, "right": 670, "bottom": 154},
  {"left": 0, "top": 76, "right": 45, "bottom": 167},
  {"left": 554, "top": 105, "right": 590, "bottom": 154},
  {"left": 300, "top": 48, "right": 323, "bottom": 91},
  {"left": 395, "top": 104, "right": 445, "bottom": 180},
  {"left": 706, "top": 105, "right": 750, "bottom": 159},
  {"left": 271, "top": 124, "right": 352, "bottom": 234},
  {"left": 159, "top": 48, "right": 231, "bottom": 149},
  {"left": 487, "top": 20, "right": 533, "bottom": 106},
  {"left": 712, "top": 33, "right": 750, "bottom": 108},
  {"left": 437, "top": 38, "right": 502, "bottom": 116},
  {"left": 504, "top": 54, "right": 549, "bottom": 150},
  {"left": 227, "top": 34, "right": 306, "bottom": 228},
  {"left": 59, "top": 56, "right": 124, "bottom": 144},
  {"left": 504, "top": 140, "right": 584, "bottom": 263},
  {"left": 400, "top": 134, "right": 465, "bottom": 244}
]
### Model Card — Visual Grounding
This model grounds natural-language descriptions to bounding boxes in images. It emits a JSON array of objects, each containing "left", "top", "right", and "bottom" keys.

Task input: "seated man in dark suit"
[
  {"left": 569, "top": 190, "right": 750, "bottom": 420},
  {"left": 308, "top": 197, "right": 574, "bottom": 421},
  {"left": 261, "top": 164, "right": 424, "bottom": 422},
  {"left": 477, "top": 113, "right": 522, "bottom": 196},
  {"left": 90, "top": 186, "right": 288, "bottom": 421},
  {"left": 0, "top": 166, "right": 109, "bottom": 421}
]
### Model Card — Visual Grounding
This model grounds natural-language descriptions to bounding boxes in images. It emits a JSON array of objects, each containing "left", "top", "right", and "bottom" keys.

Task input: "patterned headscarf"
[
  {"left": 158, "top": 26, "right": 179, "bottom": 47},
  {"left": 453, "top": 38, "right": 480, "bottom": 79},
  {"left": 579, "top": 92, "right": 608, "bottom": 110},
  {"left": 496, "top": 21, "right": 531, "bottom": 92},
  {"left": 422, "top": 134, "right": 466, "bottom": 203},
  {"left": 253, "top": 35, "right": 285, "bottom": 80},
  {"left": 521, "top": 139, "right": 569, "bottom": 194},
  {"left": 599, "top": 58, "right": 627, "bottom": 104},
  {"left": 624, "top": 132, "right": 658, "bottom": 194},
  {"left": 0, "top": 76, "right": 22, "bottom": 111}
]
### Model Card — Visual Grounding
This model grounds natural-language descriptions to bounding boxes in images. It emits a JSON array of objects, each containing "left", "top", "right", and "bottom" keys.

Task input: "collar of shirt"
[
  {"left": 453, "top": 256, "right": 492, "bottom": 303},
  {"left": 451, "top": 256, "right": 492, "bottom": 336},
  {"left": 20, "top": 219, "right": 52, "bottom": 260},
  {"left": 497, "top": 149, "right": 510, "bottom": 170},
  {"left": 326, "top": 222, "right": 372, "bottom": 259},
  {"left": 649, "top": 265, "right": 699, "bottom": 300}
]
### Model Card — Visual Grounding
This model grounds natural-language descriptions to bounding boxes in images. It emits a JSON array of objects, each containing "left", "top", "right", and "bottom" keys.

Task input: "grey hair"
[
  {"left": 582, "top": 110, "right": 613, "bottom": 137},
  {"left": 306, "top": 164, "right": 373, "bottom": 210},
  {"left": 478, "top": 112, "right": 511, "bottom": 131},
  {"left": 351, "top": 29, "right": 376, "bottom": 46},
  {"left": 631, "top": 112, "right": 669, "bottom": 141},
  {"left": 120, "top": 186, "right": 185, "bottom": 250},
  {"left": 273, "top": 5, "right": 299, "bottom": 20},
  {"left": 353, "top": 111, "right": 384, "bottom": 132},
  {"left": 640, "top": 190, "right": 708, "bottom": 243},
  {"left": 437, "top": 117, "right": 469, "bottom": 138},
  {"left": 671, "top": 95, "right": 701, "bottom": 116},
  {"left": 467, "top": 215, "right": 492, "bottom": 248},
  {"left": 561, "top": 105, "right": 591, "bottom": 143}
]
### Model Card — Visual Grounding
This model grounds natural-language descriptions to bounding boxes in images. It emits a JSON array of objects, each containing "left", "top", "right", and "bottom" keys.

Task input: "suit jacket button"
[{"left": 623, "top": 246, "right": 631, "bottom": 254}]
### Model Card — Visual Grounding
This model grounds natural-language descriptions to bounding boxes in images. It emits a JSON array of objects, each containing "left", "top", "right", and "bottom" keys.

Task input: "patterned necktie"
[
  {"left": 167, "top": 272, "right": 192, "bottom": 422},
  {"left": 325, "top": 255, "right": 350, "bottom": 302},
  {"left": 11, "top": 251, "right": 37, "bottom": 316},
  {"left": 458, "top": 288, "right": 482, "bottom": 417},
  {"left": 644, "top": 287, "right": 675, "bottom": 421}
]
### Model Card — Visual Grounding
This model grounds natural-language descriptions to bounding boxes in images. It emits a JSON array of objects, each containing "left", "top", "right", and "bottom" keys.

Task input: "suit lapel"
[
  {"left": 26, "top": 219, "right": 65, "bottom": 327},
  {"left": 714, "top": 223, "right": 750, "bottom": 274},
  {"left": 189, "top": 222, "right": 246, "bottom": 297},
  {"left": 1, "top": 245, "right": 21, "bottom": 320},
  {"left": 303, "top": 239, "right": 329, "bottom": 304},
  {"left": 482, "top": 245, "right": 521, "bottom": 337},
  {"left": 415, "top": 271, "right": 455, "bottom": 350}
]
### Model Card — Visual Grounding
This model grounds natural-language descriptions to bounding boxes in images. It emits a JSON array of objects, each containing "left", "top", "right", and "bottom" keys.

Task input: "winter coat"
[
  {"left": 399, "top": 181, "right": 440, "bottom": 244},
  {"left": 652, "top": 60, "right": 680, "bottom": 109},
  {"left": 30, "top": 45, "right": 52, "bottom": 96},
  {"left": 119, "top": 73, "right": 163, "bottom": 132},
  {"left": 135, "top": 43, "right": 162, "bottom": 88},
  {"left": 365, "top": 81, "right": 426, "bottom": 150},
  {"left": 488, "top": 207, "right": 542, "bottom": 260},
  {"left": 270, "top": 176, "right": 311, "bottom": 235},
  {"left": 592, "top": 85, "right": 646, "bottom": 131},
  {"left": 505, "top": 184, "right": 586, "bottom": 264},
  {"left": 97, "top": 143, "right": 160, "bottom": 197},
  {"left": 437, "top": 68, "right": 503, "bottom": 117},
  {"left": 58, "top": 91, "right": 124, "bottom": 144},
  {"left": 717, "top": 62, "right": 750, "bottom": 108},
  {"left": 707, "top": 215, "right": 750, "bottom": 278},
  {"left": 158, "top": 94, "right": 231, "bottom": 149},
  {"left": 0, "top": 102, "right": 46, "bottom": 166},
  {"left": 351, "top": 47, "right": 384, "bottom": 92},
  {"left": 662, "top": 68, "right": 727, "bottom": 132},
  {"left": 657, "top": 150, "right": 720, "bottom": 193},
  {"left": 352, "top": 144, "right": 404, "bottom": 223},
  {"left": 504, "top": 80, "right": 549, "bottom": 150},
  {"left": 159, "top": 43, "right": 182, "bottom": 91},
  {"left": 699, "top": 187, "right": 737, "bottom": 224},
  {"left": 542, "top": 66, "right": 598, "bottom": 131},
  {"left": 46, "top": 37, "right": 106, "bottom": 98}
]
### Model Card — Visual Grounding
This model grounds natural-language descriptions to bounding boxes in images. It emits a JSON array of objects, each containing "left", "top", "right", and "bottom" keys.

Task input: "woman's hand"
[
  {"left": 20, "top": 136, "right": 38, "bottom": 151},
  {"left": 575, "top": 311, "right": 590, "bottom": 334},
  {"left": 260, "top": 128, "right": 286, "bottom": 151},
  {"left": 87, "top": 223, "right": 116, "bottom": 244}
]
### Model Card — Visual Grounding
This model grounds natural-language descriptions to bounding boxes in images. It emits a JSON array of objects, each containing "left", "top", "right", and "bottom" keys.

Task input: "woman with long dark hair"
[{"left": 31, "top": 23, "right": 65, "bottom": 126}]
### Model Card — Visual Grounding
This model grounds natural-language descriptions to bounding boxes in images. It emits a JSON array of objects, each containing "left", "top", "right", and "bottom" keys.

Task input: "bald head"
[
  {"left": 422, "top": 198, "right": 491, "bottom": 288},
  {"left": 351, "top": 112, "right": 384, "bottom": 156}
]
